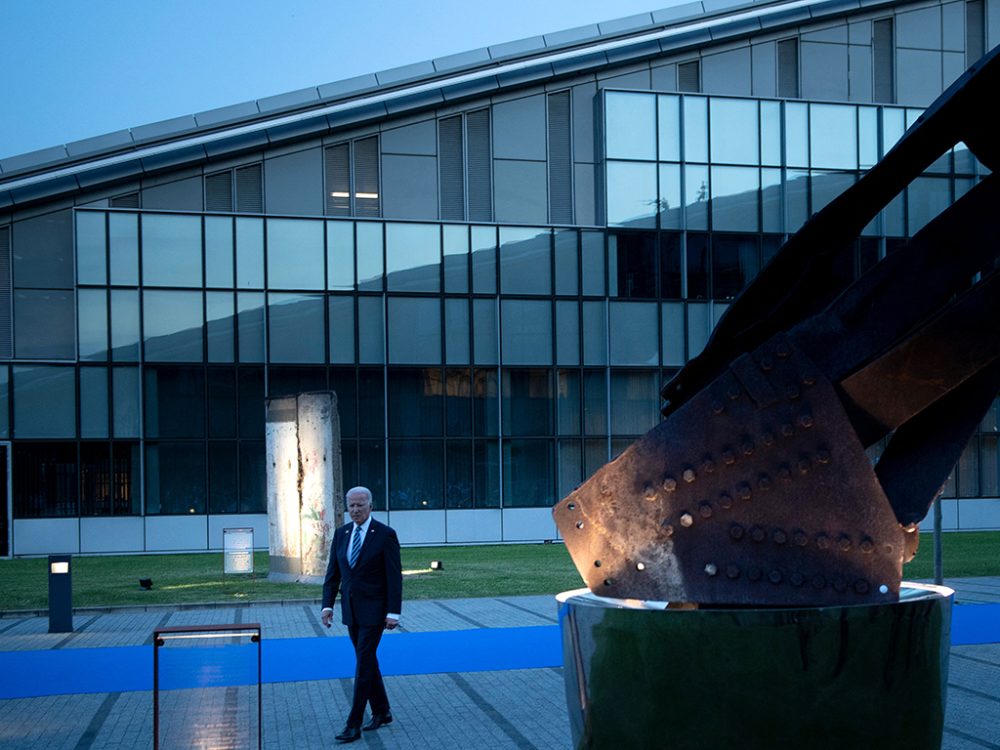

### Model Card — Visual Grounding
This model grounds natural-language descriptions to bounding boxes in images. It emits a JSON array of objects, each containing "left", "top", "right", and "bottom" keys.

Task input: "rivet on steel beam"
[
  {"left": 781, "top": 423, "right": 794, "bottom": 437},
  {"left": 604, "top": 578, "right": 614, "bottom": 587},
  {"left": 854, "top": 579, "right": 870, "bottom": 594},
  {"left": 600, "top": 482, "right": 611, "bottom": 496},
  {"left": 680, "top": 512, "right": 694, "bottom": 527},
  {"left": 879, "top": 584, "right": 889, "bottom": 594},
  {"left": 701, "top": 457, "right": 716, "bottom": 474},
  {"left": 726, "top": 385, "right": 741, "bottom": 401},
  {"left": 663, "top": 476, "right": 678, "bottom": 492},
  {"left": 802, "top": 373, "right": 817, "bottom": 386},
  {"left": 760, "top": 356, "right": 774, "bottom": 372},
  {"left": 785, "top": 384, "right": 800, "bottom": 400},
  {"left": 662, "top": 521, "right": 675, "bottom": 537},
  {"left": 750, "top": 525, "right": 766, "bottom": 543},
  {"left": 838, "top": 535, "right": 852, "bottom": 552},
  {"left": 699, "top": 503, "right": 713, "bottom": 519},
  {"left": 737, "top": 483, "right": 752, "bottom": 501},
  {"left": 816, "top": 534, "right": 830, "bottom": 550},
  {"left": 772, "top": 529, "right": 788, "bottom": 545},
  {"left": 757, "top": 474, "right": 772, "bottom": 491},
  {"left": 748, "top": 567, "right": 763, "bottom": 582},
  {"left": 789, "top": 572, "right": 805, "bottom": 587},
  {"left": 726, "top": 564, "right": 740, "bottom": 579},
  {"left": 741, "top": 438, "right": 755, "bottom": 455},
  {"left": 704, "top": 563, "right": 718, "bottom": 576},
  {"left": 777, "top": 464, "right": 792, "bottom": 480},
  {"left": 776, "top": 342, "right": 791, "bottom": 358},
  {"left": 883, "top": 544, "right": 894, "bottom": 555},
  {"left": 712, "top": 400, "right": 725, "bottom": 415},
  {"left": 797, "top": 455, "right": 811, "bottom": 474},
  {"left": 567, "top": 502, "right": 576, "bottom": 510},
  {"left": 729, "top": 524, "right": 745, "bottom": 541},
  {"left": 636, "top": 562, "right": 646, "bottom": 571},
  {"left": 798, "top": 413, "right": 814, "bottom": 429},
  {"left": 860, "top": 538, "right": 874, "bottom": 554},
  {"left": 816, "top": 448, "right": 831, "bottom": 464},
  {"left": 792, "top": 529, "right": 808, "bottom": 546},
  {"left": 594, "top": 560, "right": 602, "bottom": 567},
  {"left": 768, "top": 570, "right": 783, "bottom": 584},
  {"left": 576, "top": 521, "right": 585, "bottom": 530},
  {"left": 811, "top": 575, "right": 827, "bottom": 590},
  {"left": 718, "top": 492, "right": 733, "bottom": 510},
  {"left": 833, "top": 578, "right": 848, "bottom": 593},
  {"left": 644, "top": 484, "right": 658, "bottom": 501},
  {"left": 682, "top": 467, "right": 697, "bottom": 483},
  {"left": 721, "top": 448, "right": 736, "bottom": 465},
  {"left": 761, "top": 431, "right": 775, "bottom": 446}
]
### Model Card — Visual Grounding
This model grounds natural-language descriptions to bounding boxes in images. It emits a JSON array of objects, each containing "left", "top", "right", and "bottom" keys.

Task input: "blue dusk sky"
[{"left": 1, "top": 0, "right": 682, "bottom": 160}]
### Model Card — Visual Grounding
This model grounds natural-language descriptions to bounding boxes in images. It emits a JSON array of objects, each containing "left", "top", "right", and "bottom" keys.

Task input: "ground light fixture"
[
  {"left": 139, "top": 578, "right": 153, "bottom": 590},
  {"left": 430, "top": 561, "right": 444, "bottom": 571}
]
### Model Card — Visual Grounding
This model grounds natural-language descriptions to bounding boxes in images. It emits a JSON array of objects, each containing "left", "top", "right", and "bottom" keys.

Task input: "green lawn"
[{"left": 0, "top": 532, "right": 996, "bottom": 612}]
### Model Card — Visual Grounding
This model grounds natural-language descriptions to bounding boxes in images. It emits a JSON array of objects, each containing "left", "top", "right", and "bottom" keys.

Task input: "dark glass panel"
[
  {"left": 268, "top": 366, "right": 326, "bottom": 398},
  {"left": 207, "top": 368, "right": 237, "bottom": 439},
  {"left": 145, "top": 442, "right": 206, "bottom": 514},
  {"left": 501, "top": 369, "right": 553, "bottom": 436},
  {"left": 474, "top": 439, "right": 501, "bottom": 508},
  {"left": 445, "top": 368, "right": 472, "bottom": 437},
  {"left": 502, "top": 439, "right": 554, "bottom": 507},
  {"left": 473, "top": 368, "right": 499, "bottom": 437},
  {"left": 238, "top": 367, "right": 265, "bottom": 438},
  {"left": 583, "top": 369, "right": 608, "bottom": 436},
  {"left": 558, "top": 439, "right": 583, "bottom": 498},
  {"left": 81, "top": 442, "right": 111, "bottom": 515},
  {"left": 358, "top": 440, "right": 386, "bottom": 510},
  {"left": 712, "top": 234, "right": 759, "bottom": 300},
  {"left": 328, "top": 368, "right": 358, "bottom": 437},
  {"left": 659, "top": 232, "right": 682, "bottom": 299},
  {"left": 13, "top": 443, "right": 78, "bottom": 517},
  {"left": 389, "top": 440, "right": 443, "bottom": 509},
  {"left": 557, "top": 369, "right": 581, "bottom": 436},
  {"left": 609, "top": 232, "right": 656, "bottom": 298},
  {"left": 144, "top": 367, "right": 205, "bottom": 439},
  {"left": 209, "top": 442, "right": 238, "bottom": 513},
  {"left": 341, "top": 440, "right": 358, "bottom": 496},
  {"left": 239, "top": 441, "right": 266, "bottom": 513},
  {"left": 387, "top": 368, "right": 443, "bottom": 437},
  {"left": 13, "top": 365, "right": 76, "bottom": 438},
  {"left": 446, "top": 440, "right": 474, "bottom": 508},
  {"left": 113, "top": 441, "right": 140, "bottom": 515},
  {"left": 762, "top": 235, "right": 783, "bottom": 267},
  {"left": 686, "top": 233, "right": 709, "bottom": 299},
  {"left": 358, "top": 368, "right": 385, "bottom": 438}
]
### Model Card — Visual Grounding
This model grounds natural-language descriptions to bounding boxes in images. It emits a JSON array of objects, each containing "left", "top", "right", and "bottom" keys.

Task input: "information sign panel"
[{"left": 224, "top": 528, "right": 254, "bottom": 575}]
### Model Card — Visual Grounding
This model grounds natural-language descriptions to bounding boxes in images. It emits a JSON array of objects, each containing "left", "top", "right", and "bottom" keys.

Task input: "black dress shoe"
[
  {"left": 363, "top": 712, "right": 393, "bottom": 731},
  {"left": 335, "top": 725, "right": 361, "bottom": 743}
]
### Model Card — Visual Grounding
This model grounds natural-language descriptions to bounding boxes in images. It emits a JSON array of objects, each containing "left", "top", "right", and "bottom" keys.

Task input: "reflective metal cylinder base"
[{"left": 557, "top": 583, "right": 953, "bottom": 750}]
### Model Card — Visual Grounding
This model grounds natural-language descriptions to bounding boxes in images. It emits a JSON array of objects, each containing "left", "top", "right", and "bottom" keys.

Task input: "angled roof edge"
[{"left": 0, "top": 0, "right": 901, "bottom": 207}]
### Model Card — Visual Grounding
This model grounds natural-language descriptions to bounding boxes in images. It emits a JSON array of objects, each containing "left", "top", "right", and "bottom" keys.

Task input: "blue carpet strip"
[{"left": 0, "top": 604, "right": 996, "bottom": 700}]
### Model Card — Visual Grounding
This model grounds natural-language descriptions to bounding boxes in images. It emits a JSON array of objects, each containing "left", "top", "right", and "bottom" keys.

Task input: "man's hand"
[
  {"left": 384, "top": 617, "right": 399, "bottom": 630},
  {"left": 321, "top": 609, "right": 334, "bottom": 628}
]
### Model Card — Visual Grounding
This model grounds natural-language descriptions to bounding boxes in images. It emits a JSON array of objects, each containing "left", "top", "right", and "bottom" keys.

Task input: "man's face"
[{"left": 347, "top": 492, "right": 372, "bottom": 525}]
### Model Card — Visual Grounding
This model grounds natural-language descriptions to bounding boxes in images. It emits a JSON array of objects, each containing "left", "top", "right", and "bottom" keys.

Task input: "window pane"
[
  {"left": 13, "top": 366, "right": 76, "bottom": 438},
  {"left": 657, "top": 95, "right": 681, "bottom": 162},
  {"left": 238, "top": 366, "right": 265, "bottom": 438},
  {"left": 144, "top": 366, "right": 205, "bottom": 438},
  {"left": 474, "top": 438, "right": 501, "bottom": 507},
  {"left": 502, "top": 439, "right": 553, "bottom": 507},
  {"left": 209, "top": 442, "right": 238, "bottom": 513},
  {"left": 386, "top": 223, "right": 440, "bottom": 292},
  {"left": 810, "top": 104, "right": 858, "bottom": 169},
  {"left": 237, "top": 293, "right": 265, "bottom": 363},
  {"left": 711, "top": 167, "right": 759, "bottom": 232},
  {"left": 145, "top": 443, "right": 206, "bottom": 514},
  {"left": 207, "top": 368, "right": 236, "bottom": 439},
  {"left": 659, "top": 163, "right": 682, "bottom": 229},
  {"left": 606, "top": 92, "right": 656, "bottom": 160},
  {"left": 554, "top": 230, "right": 578, "bottom": 296},
  {"left": 80, "top": 368, "right": 109, "bottom": 438},
  {"left": 501, "top": 300, "right": 552, "bottom": 366},
  {"left": 811, "top": 171, "right": 855, "bottom": 214},
  {"left": 760, "top": 100, "right": 782, "bottom": 167},
  {"left": 109, "top": 289, "right": 139, "bottom": 362},
  {"left": 609, "top": 302, "right": 659, "bottom": 365},
  {"left": 358, "top": 296, "right": 385, "bottom": 364},
  {"left": 445, "top": 368, "right": 472, "bottom": 437},
  {"left": 206, "top": 292, "right": 235, "bottom": 363},
  {"left": 240, "top": 441, "right": 267, "bottom": 512},
  {"left": 327, "top": 220, "right": 355, "bottom": 291},
  {"left": 785, "top": 102, "right": 809, "bottom": 168},
  {"left": 388, "top": 368, "right": 443, "bottom": 437},
  {"left": 236, "top": 217, "right": 264, "bottom": 289},
  {"left": 558, "top": 439, "right": 583, "bottom": 499},
  {"left": 443, "top": 224, "right": 470, "bottom": 293},
  {"left": 113, "top": 366, "right": 141, "bottom": 438},
  {"left": 78, "top": 289, "right": 108, "bottom": 361},
  {"left": 713, "top": 235, "right": 760, "bottom": 300},
  {"left": 908, "top": 177, "right": 951, "bottom": 235},
  {"left": 582, "top": 301, "right": 607, "bottom": 366},
  {"left": 785, "top": 170, "right": 810, "bottom": 233},
  {"left": 357, "top": 222, "right": 384, "bottom": 292},
  {"left": 358, "top": 368, "right": 385, "bottom": 438},
  {"left": 473, "top": 368, "right": 499, "bottom": 437},
  {"left": 15, "top": 291, "right": 75, "bottom": 359},
  {"left": 557, "top": 369, "right": 581, "bottom": 435},
  {"left": 205, "top": 216, "right": 234, "bottom": 288},
  {"left": 446, "top": 440, "right": 474, "bottom": 508},
  {"left": 473, "top": 298, "right": 498, "bottom": 365},
  {"left": 268, "top": 293, "right": 325, "bottom": 363},
  {"left": 358, "top": 439, "right": 386, "bottom": 509},
  {"left": 581, "top": 231, "right": 605, "bottom": 296},
  {"left": 445, "top": 298, "right": 470, "bottom": 365},
  {"left": 683, "top": 96, "right": 708, "bottom": 162},
  {"left": 143, "top": 290, "right": 204, "bottom": 361},
  {"left": 328, "top": 295, "right": 356, "bottom": 364},
  {"left": 710, "top": 99, "right": 759, "bottom": 165},
  {"left": 556, "top": 301, "right": 579, "bottom": 366},
  {"left": 0, "top": 368, "right": 9, "bottom": 438},
  {"left": 142, "top": 214, "right": 202, "bottom": 287},
  {"left": 609, "top": 232, "right": 656, "bottom": 298},
  {"left": 109, "top": 213, "right": 139, "bottom": 286},
  {"left": 610, "top": 370, "right": 660, "bottom": 435},
  {"left": 501, "top": 369, "right": 552, "bottom": 436},
  {"left": 388, "top": 297, "right": 440, "bottom": 364},
  {"left": 685, "top": 165, "right": 709, "bottom": 231},
  {"left": 500, "top": 227, "right": 551, "bottom": 295},
  {"left": 686, "top": 233, "right": 709, "bottom": 300},
  {"left": 607, "top": 162, "right": 657, "bottom": 228},
  {"left": 267, "top": 219, "right": 325, "bottom": 290},
  {"left": 471, "top": 225, "right": 497, "bottom": 294},
  {"left": 76, "top": 211, "right": 107, "bottom": 285},
  {"left": 661, "top": 301, "right": 685, "bottom": 367},
  {"left": 13, "top": 443, "right": 78, "bottom": 517},
  {"left": 389, "top": 440, "right": 443, "bottom": 509},
  {"left": 859, "top": 107, "right": 879, "bottom": 169},
  {"left": 660, "top": 232, "right": 682, "bottom": 299}
]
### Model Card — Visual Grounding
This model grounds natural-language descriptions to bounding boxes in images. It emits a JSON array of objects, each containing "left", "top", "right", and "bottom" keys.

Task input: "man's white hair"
[{"left": 345, "top": 486, "right": 373, "bottom": 506}]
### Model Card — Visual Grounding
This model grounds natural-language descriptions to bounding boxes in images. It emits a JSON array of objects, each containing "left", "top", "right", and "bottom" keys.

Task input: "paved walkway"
[{"left": 0, "top": 579, "right": 997, "bottom": 749}]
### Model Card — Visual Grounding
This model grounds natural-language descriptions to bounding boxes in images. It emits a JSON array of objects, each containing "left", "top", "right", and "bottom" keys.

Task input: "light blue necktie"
[{"left": 348, "top": 525, "right": 363, "bottom": 567}]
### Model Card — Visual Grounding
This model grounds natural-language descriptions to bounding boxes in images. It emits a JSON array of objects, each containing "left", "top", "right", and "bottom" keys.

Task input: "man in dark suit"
[{"left": 321, "top": 486, "right": 403, "bottom": 744}]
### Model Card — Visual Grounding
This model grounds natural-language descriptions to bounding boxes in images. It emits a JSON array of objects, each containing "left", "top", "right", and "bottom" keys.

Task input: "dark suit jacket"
[{"left": 322, "top": 518, "right": 402, "bottom": 627}]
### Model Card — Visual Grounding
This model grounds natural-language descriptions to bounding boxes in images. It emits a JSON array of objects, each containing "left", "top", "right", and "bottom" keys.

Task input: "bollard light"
[
  {"left": 430, "top": 560, "right": 443, "bottom": 571},
  {"left": 48, "top": 554, "right": 73, "bottom": 633}
]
